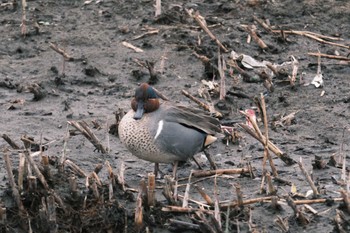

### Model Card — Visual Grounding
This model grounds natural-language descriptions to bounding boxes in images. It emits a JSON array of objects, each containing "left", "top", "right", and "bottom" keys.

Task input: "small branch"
[
  {"left": 154, "top": 0, "right": 161, "bottom": 17},
  {"left": 195, "top": 184, "right": 213, "bottom": 205},
  {"left": 2, "top": 134, "right": 21, "bottom": 149},
  {"left": 121, "top": 41, "right": 144, "bottom": 53},
  {"left": 217, "top": 48, "right": 226, "bottom": 100},
  {"left": 297, "top": 157, "right": 319, "bottom": 197},
  {"left": 192, "top": 168, "right": 250, "bottom": 178},
  {"left": 181, "top": 90, "right": 212, "bottom": 112},
  {"left": 133, "top": 29, "right": 159, "bottom": 40},
  {"left": 220, "top": 196, "right": 273, "bottom": 210},
  {"left": 252, "top": 16, "right": 274, "bottom": 34},
  {"left": 147, "top": 173, "right": 156, "bottom": 207},
  {"left": 339, "top": 190, "right": 350, "bottom": 213},
  {"left": 181, "top": 90, "right": 222, "bottom": 117},
  {"left": 20, "top": 0, "right": 26, "bottom": 37},
  {"left": 68, "top": 120, "right": 108, "bottom": 153},
  {"left": 235, "top": 183, "right": 244, "bottom": 208},
  {"left": 286, "top": 196, "right": 309, "bottom": 225},
  {"left": 135, "top": 181, "right": 144, "bottom": 231},
  {"left": 182, "top": 172, "right": 192, "bottom": 208},
  {"left": 243, "top": 25, "right": 268, "bottom": 50},
  {"left": 162, "top": 206, "right": 213, "bottom": 214},
  {"left": 64, "top": 159, "right": 88, "bottom": 177},
  {"left": 3, "top": 151, "right": 26, "bottom": 214},
  {"left": 273, "top": 29, "right": 349, "bottom": 49},
  {"left": 293, "top": 198, "right": 343, "bottom": 205},
  {"left": 308, "top": 52, "right": 350, "bottom": 61},
  {"left": 238, "top": 123, "right": 296, "bottom": 165},
  {"left": 24, "top": 149, "right": 49, "bottom": 189},
  {"left": 186, "top": 9, "right": 228, "bottom": 52},
  {"left": 289, "top": 55, "right": 299, "bottom": 87},
  {"left": 49, "top": 42, "right": 74, "bottom": 61}
]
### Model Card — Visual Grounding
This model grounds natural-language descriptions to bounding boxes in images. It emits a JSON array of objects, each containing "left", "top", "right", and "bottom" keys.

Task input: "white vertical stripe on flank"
[{"left": 154, "top": 120, "right": 164, "bottom": 140}]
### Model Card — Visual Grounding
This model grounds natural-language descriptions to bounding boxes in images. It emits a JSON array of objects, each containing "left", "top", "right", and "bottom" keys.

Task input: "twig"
[
  {"left": 68, "top": 176, "right": 78, "bottom": 197},
  {"left": 118, "top": 161, "right": 126, "bottom": 191},
  {"left": 339, "top": 190, "right": 350, "bottom": 213},
  {"left": 121, "top": 41, "right": 144, "bottom": 53},
  {"left": 168, "top": 219, "right": 200, "bottom": 231},
  {"left": 51, "top": 190, "right": 67, "bottom": 213},
  {"left": 59, "top": 125, "right": 69, "bottom": 173},
  {"left": 308, "top": 52, "right": 350, "bottom": 61},
  {"left": 49, "top": 42, "right": 74, "bottom": 61},
  {"left": 24, "top": 149, "right": 49, "bottom": 189},
  {"left": 235, "top": 183, "right": 244, "bottom": 208},
  {"left": 227, "top": 59, "right": 256, "bottom": 83},
  {"left": 213, "top": 177, "right": 221, "bottom": 229},
  {"left": 68, "top": 120, "right": 108, "bottom": 153},
  {"left": 135, "top": 181, "right": 144, "bottom": 231},
  {"left": 293, "top": 198, "right": 343, "bottom": 205},
  {"left": 195, "top": 184, "right": 213, "bottom": 205},
  {"left": 147, "top": 173, "right": 156, "bottom": 207},
  {"left": 47, "top": 195, "right": 58, "bottom": 233},
  {"left": 220, "top": 196, "right": 273, "bottom": 210},
  {"left": 275, "top": 215, "right": 289, "bottom": 232},
  {"left": 20, "top": 0, "right": 26, "bottom": 36},
  {"left": 181, "top": 90, "right": 222, "bottom": 117},
  {"left": 185, "top": 9, "right": 228, "bottom": 52},
  {"left": 252, "top": 16, "right": 274, "bottom": 34},
  {"left": 181, "top": 90, "right": 211, "bottom": 112},
  {"left": 192, "top": 168, "right": 249, "bottom": 178},
  {"left": 182, "top": 172, "right": 192, "bottom": 208},
  {"left": 286, "top": 196, "right": 309, "bottom": 225},
  {"left": 238, "top": 123, "right": 296, "bottom": 165},
  {"left": 334, "top": 209, "right": 347, "bottom": 233},
  {"left": 2, "top": 134, "right": 21, "bottom": 149},
  {"left": 266, "top": 172, "right": 276, "bottom": 195},
  {"left": 133, "top": 29, "right": 159, "bottom": 40},
  {"left": 3, "top": 151, "right": 26, "bottom": 214},
  {"left": 243, "top": 25, "right": 268, "bottom": 49},
  {"left": 260, "top": 94, "right": 278, "bottom": 176},
  {"left": 297, "top": 157, "right": 319, "bottom": 196},
  {"left": 218, "top": 48, "right": 226, "bottom": 100},
  {"left": 289, "top": 56, "right": 299, "bottom": 86},
  {"left": 272, "top": 29, "right": 349, "bottom": 49},
  {"left": 18, "top": 153, "right": 25, "bottom": 191},
  {"left": 154, "top": 0, "right": 161, "bottom": 17},
  {"left": 65, "top": 159, "right": 88, "bottom": 177},
  {"left": 162, "top": 206, "right": 213, "bottom": 214},
  {"left": 162, "top": 175, "right": 176, "bottom": 205}
]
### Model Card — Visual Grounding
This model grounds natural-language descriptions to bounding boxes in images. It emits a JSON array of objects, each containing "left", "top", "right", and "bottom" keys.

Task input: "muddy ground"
[{"left": 1, "top": 0, "right": 350, "bottom": 232}]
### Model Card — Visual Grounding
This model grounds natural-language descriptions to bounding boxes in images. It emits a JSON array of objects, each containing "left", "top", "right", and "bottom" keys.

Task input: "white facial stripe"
[{"left": 154, "top": 120, "right": 164, "bottom": 140}]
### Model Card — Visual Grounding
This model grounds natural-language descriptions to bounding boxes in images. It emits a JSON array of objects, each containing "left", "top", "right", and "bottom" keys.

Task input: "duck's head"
[{"left": 131, "top": 83, "right": 160, "bottom": 120}]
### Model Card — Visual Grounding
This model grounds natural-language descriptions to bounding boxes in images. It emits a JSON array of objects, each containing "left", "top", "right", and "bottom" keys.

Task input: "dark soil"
[{"left": 1, "top": 0, "right": 350, "bottom": 232}]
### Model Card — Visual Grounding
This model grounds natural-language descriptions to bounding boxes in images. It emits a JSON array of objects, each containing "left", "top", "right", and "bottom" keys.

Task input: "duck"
[{"left": 118, "top": 83, "right": 221, "bottom": 177}]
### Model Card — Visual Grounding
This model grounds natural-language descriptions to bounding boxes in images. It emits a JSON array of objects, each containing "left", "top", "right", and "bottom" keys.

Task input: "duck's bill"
[{"left": 133, "top": 102, "right": 145, "bottom": 120}]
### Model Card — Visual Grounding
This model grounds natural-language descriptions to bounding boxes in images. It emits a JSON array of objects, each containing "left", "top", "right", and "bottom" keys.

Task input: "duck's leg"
[
  {"left": 172, "top": 161, "right": 178, "bottom": 178},
  {"left": 192, "top": 157, "right": 203, "bottom": 170},
  {"left": 203, "top": 149, "right": 217, "bottom": 170},
  {"left": 154, "top": 163, "right": 160, "bottom": 178}
]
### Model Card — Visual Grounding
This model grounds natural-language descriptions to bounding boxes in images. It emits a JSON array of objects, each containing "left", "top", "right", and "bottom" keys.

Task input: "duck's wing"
[{"left": 164, "top": 104, "right": 221, "bottom": 135}]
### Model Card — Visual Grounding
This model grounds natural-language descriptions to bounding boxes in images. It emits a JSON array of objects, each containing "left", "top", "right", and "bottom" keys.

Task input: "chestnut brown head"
[{"left": 131, "top": 83, "right": 160, "bottom": 120}]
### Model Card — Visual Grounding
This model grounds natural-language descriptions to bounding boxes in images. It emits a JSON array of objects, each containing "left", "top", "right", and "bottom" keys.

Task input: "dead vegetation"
[{"left": 1, "top": 0, "right": 350, "bottom": 232}]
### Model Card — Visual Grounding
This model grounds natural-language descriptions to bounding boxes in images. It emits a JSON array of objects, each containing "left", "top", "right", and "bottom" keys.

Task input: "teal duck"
[{"left": 118, "top": 83, "right": 221, "bottom": 176}]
